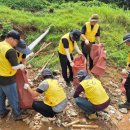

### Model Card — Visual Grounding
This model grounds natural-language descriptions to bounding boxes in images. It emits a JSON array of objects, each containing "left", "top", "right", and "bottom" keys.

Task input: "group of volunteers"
[{"left": 0, "top": 14, "right": 130, "bottom": 122}]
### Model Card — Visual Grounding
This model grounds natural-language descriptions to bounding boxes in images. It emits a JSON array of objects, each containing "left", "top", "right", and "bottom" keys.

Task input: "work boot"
[
  {"left": 13, "top": 114, "right": 29, "bottom": 121},
  {"left": 0, "top": 109, "right": 10, "bottom": 119},
  {"left": 118, "top": 102, "right": 130, "bottom": 110},
  {"left": 86, "top": 113, "right": 98, "bottom": 120},
  {"left": 65, "top": 79, "right": 71, "bottom": 87}
]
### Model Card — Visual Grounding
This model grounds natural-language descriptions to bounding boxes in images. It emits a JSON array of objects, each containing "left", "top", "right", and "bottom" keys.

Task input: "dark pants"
[
  {"left": 32, "top": 101, "right": 56, "bottom": 117},
  {"left": 81, "top": 41, "right": 94, "bottom": 70},
  {"left": 75, "top": 97, "right": 96, "bottom": 115},
  {"left": 124, "top": 74, "right": 130, "bottom": 103},
  {"left": 58, "top": 52, "right": 73, "bottom": 83}
]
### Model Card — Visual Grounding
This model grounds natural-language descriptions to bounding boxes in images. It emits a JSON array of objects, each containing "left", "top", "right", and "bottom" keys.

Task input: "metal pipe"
[
  {"left": 26, "top": 26, "right": 51, "bottom": 60},
  {"left": 28, "top": 26, "right": 51, "bottom": 51}
]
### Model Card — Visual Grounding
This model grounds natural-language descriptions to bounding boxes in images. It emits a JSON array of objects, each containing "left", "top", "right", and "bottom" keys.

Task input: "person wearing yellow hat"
[{"left": 81, "top": 14, "right": 101, "bottom": 70}]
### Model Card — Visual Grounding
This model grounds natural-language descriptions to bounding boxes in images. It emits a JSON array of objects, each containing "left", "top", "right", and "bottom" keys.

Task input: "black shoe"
[
  {"left": 0, "top": 109, "right": 10, "bottom": 119},
  {"left": 119, "top": 102, "right": 130, "bottom": 110},
  {"left": 13, "top": 114, "right": 29, "bottom": 121}
]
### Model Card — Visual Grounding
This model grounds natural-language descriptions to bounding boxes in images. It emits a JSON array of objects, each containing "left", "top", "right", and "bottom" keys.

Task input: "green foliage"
[
  {"left": 0, "top": 1, "right": 130, "bottom": 69},
  {"left": 0, "top": 22, "right": 13, "bottom": 39},
  {"left": 0, "top": 0, "right": 50, "bottom": 12}
]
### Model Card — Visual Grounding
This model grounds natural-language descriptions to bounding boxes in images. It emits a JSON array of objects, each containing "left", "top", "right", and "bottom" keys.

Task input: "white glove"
[
  {"left": 85, "top": 39, "right": 89, "bottom": 45},
  {"left": 12, "top": 64, "right": 25, "bottom": 70},
  {"left": 122, "top": 69, "right": 128, "bottom": 74},
  {"left": 70, "top": 62, "right": 74, "bottom": 67},
  {"left": 19, "top": 64, "right": 25, "bottom": 70},
  {"left": 24, "top": 83, "right": 30, "bottom": 90}
]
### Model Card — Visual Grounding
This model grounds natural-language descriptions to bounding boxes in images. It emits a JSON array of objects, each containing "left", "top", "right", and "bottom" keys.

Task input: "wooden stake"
[
  {"left": 27, "top": 42, "right": 52, "bottom": 64},
  {"left": 35, "top": 42, "right": 52, "bottom": 55},
  {"left": 34, "top": 53, "right": 54, "bottom": 81},
  {"left": 63, "top": 119, "right": 86, "bottom": 128},
  {"left": 72, "top": 124, "right": 99, "bottom": 129},
  {"left": 64, "top": 120, "right": 80, "bottom": 127}
]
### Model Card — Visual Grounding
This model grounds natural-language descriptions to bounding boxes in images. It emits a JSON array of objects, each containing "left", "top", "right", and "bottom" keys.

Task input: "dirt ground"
[{"left": 0, "top": 63, "right": 130, "bottom": 130}]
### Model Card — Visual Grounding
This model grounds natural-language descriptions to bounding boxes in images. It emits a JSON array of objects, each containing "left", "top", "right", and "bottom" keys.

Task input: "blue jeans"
[
  {"left": 75, "top": 97, "right": 96, "bottom": 115},
  {"left": 0, "top": 83, "right": 21, "bottom": 116}
]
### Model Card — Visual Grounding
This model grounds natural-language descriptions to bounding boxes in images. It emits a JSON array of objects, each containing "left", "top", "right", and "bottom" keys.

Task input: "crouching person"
[
  {"left": 74, "top": 70, "right": 110, "bottom": 119},
  {"left": 24, "top": 68, "right": 67, "bottom": 117}
]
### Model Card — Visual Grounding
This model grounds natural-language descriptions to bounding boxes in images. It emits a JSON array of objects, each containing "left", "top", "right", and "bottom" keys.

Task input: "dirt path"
[{"left": 1, "top": 63, "right": 130, "bottom": 130}]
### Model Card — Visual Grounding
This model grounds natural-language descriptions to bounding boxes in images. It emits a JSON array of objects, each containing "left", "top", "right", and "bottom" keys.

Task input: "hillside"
[{"left": 0, "top": 1, "right": 130, "bottom": 69}]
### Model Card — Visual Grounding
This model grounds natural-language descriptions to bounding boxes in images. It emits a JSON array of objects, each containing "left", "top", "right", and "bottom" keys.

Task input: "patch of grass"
[{"left": 0, "top": 1, "right": 130, "bottom": 69}]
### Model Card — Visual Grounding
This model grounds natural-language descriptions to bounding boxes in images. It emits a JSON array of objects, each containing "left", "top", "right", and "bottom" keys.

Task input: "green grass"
[{"left": 0, "top": 1, "right": 130, "bottom": 69}]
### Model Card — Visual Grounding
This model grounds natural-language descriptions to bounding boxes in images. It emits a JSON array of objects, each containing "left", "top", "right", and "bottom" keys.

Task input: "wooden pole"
[
  {"left": 72, "top": 124, "right": 99, "bottom": 129},
  {"left": 64, "top": 120, "right": 80, "bottom": 127},
  {"left": 34, "top": 53, "right": 55, "bottom": 81},
  {"left": 27, "top": 42, "right": 52, "bottom": 64},
  {"left": 28, "top": 26, "right": 51, "bottom": 50}
]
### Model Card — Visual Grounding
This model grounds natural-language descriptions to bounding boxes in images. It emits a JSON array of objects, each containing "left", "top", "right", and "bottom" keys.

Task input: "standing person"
[
  {"left": 58, "top": 30, "right": 82, "bottom": 84},
  {"left": 24, "top": 68, "right": 67, "bottom": 117},
  {"left": 119, "top": 34, "right": 130, "bottom": 109},
  {"left": 0, "top": 30, "right": 27, "bottom": 121},
  {"left": 81, "top": 14, "right": 101, "bottom": 70},
  {"left": 74, "top": 70, "right": 110, "bottom": 119}
]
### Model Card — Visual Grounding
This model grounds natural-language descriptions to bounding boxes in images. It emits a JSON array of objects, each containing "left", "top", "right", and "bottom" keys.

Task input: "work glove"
[
  {"left": 85, "top": 39, "right": 89, "bottom": 45},
  {"left": 12, "top": 64, "right": 25, "bottom": 71},
  {"left": 24, "top": 83, "right": 30, "bottom": 90},
  {"left": 70, "top": 62, "right": 74, "bottom": 67},
  {"left": 19, "top": 64, "right": 25, "bottom": 70},
  {"left": 122, "top": 69, "right": 128, "bottom": 74}
]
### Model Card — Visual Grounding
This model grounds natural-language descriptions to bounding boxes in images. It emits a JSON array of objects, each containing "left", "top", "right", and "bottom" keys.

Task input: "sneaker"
[
  {"left": 86, "top": 113, "right": 98, "bottom": 120},
  {"left": 14, "top": 114, "right": 29, "bottom": 121},
  {"left": 0, "top": 109, "right": 10, "bottom": 119},
  {"left": 118, "top": 102, "right": 130, "bottom": 110}
]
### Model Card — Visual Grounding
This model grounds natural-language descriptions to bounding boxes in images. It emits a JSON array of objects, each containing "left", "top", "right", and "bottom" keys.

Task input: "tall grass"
[{"left": 0, "top": 1, "right": 130, "bottom": 69}]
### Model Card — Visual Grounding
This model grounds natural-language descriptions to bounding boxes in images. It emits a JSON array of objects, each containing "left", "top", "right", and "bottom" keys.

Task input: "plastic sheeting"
[
  {"left": 90, "top": 44, "right": 106, "bottom": 76},
  {"left": 72, "top": 55, "right": 86, "bottom": 87},
  {"left": 16, "top": 70, "right": 34, "bottom": 109}
]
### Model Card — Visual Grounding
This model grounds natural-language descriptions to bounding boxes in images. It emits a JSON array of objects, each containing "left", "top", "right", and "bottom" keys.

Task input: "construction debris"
[
  {"left": 21, "top": 65, "right": 128, "bottom": 130},
  {"left": 72, "top": 124, "right": 99, "bottom": 129},
  {"left": 119, "top": 108, "right": 128, "bottom": 114}
]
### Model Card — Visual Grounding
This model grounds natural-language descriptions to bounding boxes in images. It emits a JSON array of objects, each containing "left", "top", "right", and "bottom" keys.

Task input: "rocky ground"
[{"left": 1, "top": 63, "right": 130, "bottom": 130}]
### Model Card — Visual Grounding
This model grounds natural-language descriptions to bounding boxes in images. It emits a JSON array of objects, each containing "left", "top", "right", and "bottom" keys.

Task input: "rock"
[
  {"left": 115, "top": 89, "right": 122, "bottom": 96},
  {"left": 53, "top": 70, "right": 60, "bottom": 76},
  {"left": 115, "top": 112, "right": 123, "bottom": 120},
  {"left": 109, "top": 81, "right": 119, "bottom": 88},
  {"left": 41, "top": 117, "right": 50, "bottom": 123},
  {"left": 32, "top": 125, "right": 37, "bottom": 130},
  {"left": 27, "top": 64, "right": 32, "bottom": 69},
  {"left": 36, "top": 125, "right": 41, "bottom": 130},
  {"left": 109, "top": 110, "right": 115, "bottom": 115},
  {"left": 29, "top": 121, "right": 35, "bottom": 128},
  {"left": 48, "top": 127, "right": 53, "bottom": 130},
  {"left": 119, "top": 108, "right": 128, "bottom": 114},
  {"left": 34, "top": 120, "right": 40, "bottom": 125},
  {"left": 104, "top": 113, "right": 111, "bottom": 121},
  {"left": 34, "top": 116, "right": 41, "bottom": 120},
  {"left": 23, "top": 118, "right": 31, "bottom": 125},
  {"left": 48, "top": 117, "right": 56, "bottom": 121},
  {"left": 67, "top": 109, "right": 78, "bottom": 117}
]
